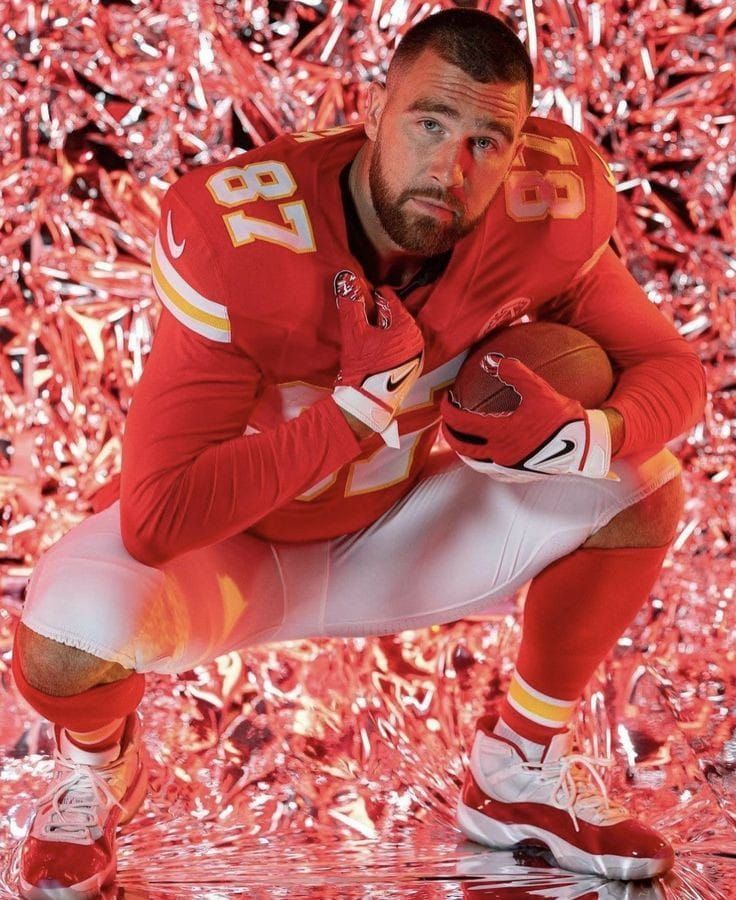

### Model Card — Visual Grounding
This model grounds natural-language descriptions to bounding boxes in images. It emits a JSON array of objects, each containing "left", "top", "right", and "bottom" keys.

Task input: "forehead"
[{"left": 389, "top": 49, "right": 528, "bottom": 134}]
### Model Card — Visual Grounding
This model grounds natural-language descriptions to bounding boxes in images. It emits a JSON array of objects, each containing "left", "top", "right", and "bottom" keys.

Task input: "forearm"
[
  {"left": 121, "top": 397, "right": 361, "bottom": 567},
  {"left": 339, "top": 408, "right": 374, "bottom": 440},
  {"left": 601, "top": 407, "right": 625, "bottom": 456},
  {"left": 542, "top": 247, "right": 707, "bottom": 459},
  {"left": 602, "top": 353, "right": 706, "bottom": 457}
]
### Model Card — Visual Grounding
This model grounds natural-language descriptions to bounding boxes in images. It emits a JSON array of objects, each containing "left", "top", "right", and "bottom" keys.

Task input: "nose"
[{"left": 428, "top": 142, "right": 466, "bottom": 190}]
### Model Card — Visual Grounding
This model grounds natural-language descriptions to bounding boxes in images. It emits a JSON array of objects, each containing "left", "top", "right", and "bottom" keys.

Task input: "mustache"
[{"left": 402, "top": 190, "right": 464, "bottom": 216}]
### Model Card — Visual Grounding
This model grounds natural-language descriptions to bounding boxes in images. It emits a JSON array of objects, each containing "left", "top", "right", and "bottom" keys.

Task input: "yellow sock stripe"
[
  {"left": 151, "top": 236, "right": 231, "bottom": 342},
  {"left": 507, "top": 675, "right": 575, "bottom": 728}
]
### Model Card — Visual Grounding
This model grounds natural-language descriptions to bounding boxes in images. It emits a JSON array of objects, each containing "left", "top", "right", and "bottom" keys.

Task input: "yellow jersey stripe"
[
  {"left": 151, "top": 238, "right": 231, "bottom": 343},
  {"left": 153, "top": 232, "right": 230, "bottom": 320}
]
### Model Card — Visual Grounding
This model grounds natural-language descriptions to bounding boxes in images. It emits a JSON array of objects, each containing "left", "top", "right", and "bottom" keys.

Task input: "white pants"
[{"left": 21, "top": 449, "right": 680, "bottom": 675}]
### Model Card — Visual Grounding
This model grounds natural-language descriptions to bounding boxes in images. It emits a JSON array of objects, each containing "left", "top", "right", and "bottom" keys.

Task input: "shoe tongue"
[
  {"left": 58, "top": 730, "right": 121, "bottom": 767},
  {"left": 542, "top": 729, "right": 573, "bottom": 763},
  {"left": 492, "top": 718, "right": 546, "bottom": 762}
]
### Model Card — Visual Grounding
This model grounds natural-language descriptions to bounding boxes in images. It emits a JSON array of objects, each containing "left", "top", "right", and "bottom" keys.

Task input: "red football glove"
[
  {"left": 440, "top": 353, "right": 615, "bottom": 481},
  {"left": 332, "top": 270, "right": 424, "bottom": 448}
]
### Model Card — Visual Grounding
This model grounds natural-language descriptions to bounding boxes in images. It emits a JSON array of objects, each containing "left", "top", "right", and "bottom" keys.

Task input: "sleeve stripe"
[
  {"left": 151, "top": 234, "right": 232, "bottom": 343},
  {"left": 153, "top": 232, "right": 229, "bottom": 319}
]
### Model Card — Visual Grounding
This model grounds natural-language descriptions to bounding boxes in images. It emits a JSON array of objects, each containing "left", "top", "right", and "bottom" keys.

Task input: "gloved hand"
[
  {"left": 332, "top": 269, "right": 424, "bottom": 448},
  {"left": 440, "top": 353, "right": 615, "bottom": 481}
]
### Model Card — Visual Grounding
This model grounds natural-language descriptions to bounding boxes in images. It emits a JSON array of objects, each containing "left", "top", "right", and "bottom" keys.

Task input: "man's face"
[{"left": 366, "top": 49, "right": 529, "bottom": 256}]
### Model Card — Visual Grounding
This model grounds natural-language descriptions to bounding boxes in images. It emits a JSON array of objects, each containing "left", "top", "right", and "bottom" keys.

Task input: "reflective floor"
[
  {"left": 2, "top": 576, "right": 736, "bottom": 898},
  {"left": 0, "top": 0, "right": 731, "bottom": 893}
]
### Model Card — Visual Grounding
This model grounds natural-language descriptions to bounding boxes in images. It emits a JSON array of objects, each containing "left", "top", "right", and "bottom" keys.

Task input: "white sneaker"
[
  {"left": 19, "top": 713, "right": 148, "bottom": 899},
  {"left": 457, "top": 716, "right": 674, "bottom": 881}
]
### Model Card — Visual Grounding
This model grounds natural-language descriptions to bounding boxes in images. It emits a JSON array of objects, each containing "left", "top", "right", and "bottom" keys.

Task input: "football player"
[{"left": 12, "top": 9, "right": 704, "bottom": 896}]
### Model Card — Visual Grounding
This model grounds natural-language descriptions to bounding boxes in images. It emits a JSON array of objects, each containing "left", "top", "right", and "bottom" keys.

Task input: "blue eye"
[
  {"left": 475, "top": 138, "right": 496, "bottom": 152},
  {"left": 421, "top": 119, "right": 440, "bottom": 132}
]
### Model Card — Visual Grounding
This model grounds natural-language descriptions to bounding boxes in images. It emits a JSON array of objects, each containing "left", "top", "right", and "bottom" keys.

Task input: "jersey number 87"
[
  {"left": 206, "top": 160, "right": 317, "bottom": 253},
  {"left": 205, "top": 131, "right": 599, "bottom": 253}
]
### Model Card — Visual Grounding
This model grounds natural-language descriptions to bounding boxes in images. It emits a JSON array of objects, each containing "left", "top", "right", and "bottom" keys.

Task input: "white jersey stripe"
[
  {"left": 153, "top": 233, "right": 230, "bottom": 320},
  {"left": 151, "top": 235, "right": 231, "bottom": 343}
]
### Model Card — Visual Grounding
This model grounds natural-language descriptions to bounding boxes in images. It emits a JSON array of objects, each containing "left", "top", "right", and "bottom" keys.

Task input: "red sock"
[
  {"left": 499, "top": 543, "right": 670, "bottom": 746},
  {"left": 11, "top": 628, "right": 145, "bottom": 733},
  {"left": 66, "top": 718, "right": 127, "bottom": 752}
]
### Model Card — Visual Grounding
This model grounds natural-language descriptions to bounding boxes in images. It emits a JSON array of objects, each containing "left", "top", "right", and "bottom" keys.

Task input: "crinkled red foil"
[{"left": 1, "top": 1, "right": 735, "bottom": 896}]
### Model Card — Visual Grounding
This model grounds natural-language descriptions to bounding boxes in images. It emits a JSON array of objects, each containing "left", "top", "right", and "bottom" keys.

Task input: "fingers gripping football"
[
  {"left": 441, "top": 354, "right": 613, "bottom": 481},
  {"left": 332, "top": 270, "right": 424, "bottom": 448}
]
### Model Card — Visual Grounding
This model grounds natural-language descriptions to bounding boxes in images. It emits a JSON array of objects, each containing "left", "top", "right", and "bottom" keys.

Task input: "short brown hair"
[{"left": 387, "top": 9, "right": 534, "bottom": 108}]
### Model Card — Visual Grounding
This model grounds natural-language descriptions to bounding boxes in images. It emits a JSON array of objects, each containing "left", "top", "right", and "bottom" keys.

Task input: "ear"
[
  {"left": 363, "top": 82, "right": 386, "bottom": 141},
  {"left": 508, "top": 134, "right": 524, "bottom": 168}
]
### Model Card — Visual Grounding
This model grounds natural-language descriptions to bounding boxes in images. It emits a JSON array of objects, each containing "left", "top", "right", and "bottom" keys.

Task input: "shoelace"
[
  {"left": 534, "top": 753, "right": 632, "bottom": 832},
  {"left": 40, "top": 757, "right": 124, "bottom": 839},
  {"left": 490, "top": 752, "right": 627, "bottom": 833}
]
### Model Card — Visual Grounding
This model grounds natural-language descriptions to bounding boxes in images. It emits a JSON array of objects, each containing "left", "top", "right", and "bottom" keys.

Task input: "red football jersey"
[{"left": 120, "top": 119, "right": 704, "bottom": 564}]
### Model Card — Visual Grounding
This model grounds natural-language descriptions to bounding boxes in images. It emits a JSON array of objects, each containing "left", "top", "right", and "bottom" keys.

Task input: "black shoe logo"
[
  {"left": 387, "top": 360, "right": 420, "bottom": 392},
  {"left": 536, "top": 439, "right": 576, "bottom": 465}
]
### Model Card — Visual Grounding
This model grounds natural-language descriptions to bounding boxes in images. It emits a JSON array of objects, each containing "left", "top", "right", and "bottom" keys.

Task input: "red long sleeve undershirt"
[
  {"left": 539, "top": 246, "right": 706, "bottom": 458},
  {"left": 120, "top": 247, "right": 705, "bottom": 568},
  {"left": 119, "top": 309, "right": 362, "bottom": 567}
]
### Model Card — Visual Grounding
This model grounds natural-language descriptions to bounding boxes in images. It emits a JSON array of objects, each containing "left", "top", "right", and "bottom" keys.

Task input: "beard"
[{"left": 368, "top": 140, "right": 484, "bottom": 256}]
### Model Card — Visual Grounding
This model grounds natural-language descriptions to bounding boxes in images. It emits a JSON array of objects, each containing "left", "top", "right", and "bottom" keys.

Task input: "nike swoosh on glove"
[
  {"left": 332, "top": 269, "right": 424, "bottom": 448},
  {"left": 440, "top": 353, "right": 616, "bottom": 482}
]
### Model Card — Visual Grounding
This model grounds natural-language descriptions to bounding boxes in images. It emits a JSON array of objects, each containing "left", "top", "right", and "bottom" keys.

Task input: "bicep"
[{"left": 538, "top": 246, "right": 687, "bottom": 368}]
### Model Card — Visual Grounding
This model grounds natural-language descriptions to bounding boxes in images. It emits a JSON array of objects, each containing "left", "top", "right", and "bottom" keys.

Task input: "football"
[{"left": 453, "top": 322, "right": 615, "bottom": 413}]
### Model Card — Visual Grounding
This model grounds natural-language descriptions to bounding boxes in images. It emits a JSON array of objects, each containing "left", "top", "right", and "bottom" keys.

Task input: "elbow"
[
  {"left": 697, "top": 358, "right": 708, "bottom": 414},
  {"left": 657, "top": 343, "right": 707, "bottom": 425},
  {"left": 683, "top": 351, "right": 708, "bottom": 423},
  {"left": 120, "top": 497, "right": 174, "bottom": 568},
  {"left": 121, "top": 519, "right": 170, "bottom": 568}
]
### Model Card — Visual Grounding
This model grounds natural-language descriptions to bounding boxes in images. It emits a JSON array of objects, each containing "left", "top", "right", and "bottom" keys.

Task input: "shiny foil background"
[{"left": 0, "top": 0, "right": 734, "bottom": 896}]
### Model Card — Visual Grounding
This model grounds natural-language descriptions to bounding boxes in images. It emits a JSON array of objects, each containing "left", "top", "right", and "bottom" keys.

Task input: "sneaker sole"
[
  {"left": 457, "top": 800, "right": 672, "bottom": 881},
  {"left": 19, "top": 756, "right": 149, "bottom": 898},
  {"left": 20, "top": 881, "right": 110, "bottom": 900}
]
